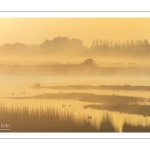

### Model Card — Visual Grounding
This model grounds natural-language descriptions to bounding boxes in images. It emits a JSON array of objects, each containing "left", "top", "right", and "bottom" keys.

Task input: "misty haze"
[{"left": 1, "top": 18, "right": 150, "bottom": 132}]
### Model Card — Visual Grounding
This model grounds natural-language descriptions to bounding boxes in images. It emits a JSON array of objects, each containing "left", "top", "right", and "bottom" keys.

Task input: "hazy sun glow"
[{"left": 0, "top": 18, "right": 150, "bottom": 46}]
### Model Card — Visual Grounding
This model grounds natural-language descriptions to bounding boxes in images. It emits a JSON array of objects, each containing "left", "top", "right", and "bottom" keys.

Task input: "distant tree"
[
  {"left": 40, "top": 37, "right": 86, "bottom": 55},
  {"left": 82, "top": 58, "right": 97, "bottom": 66}
]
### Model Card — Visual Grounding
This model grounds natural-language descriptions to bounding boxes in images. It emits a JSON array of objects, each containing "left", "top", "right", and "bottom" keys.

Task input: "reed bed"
[
  {"left": 122, "top": 120, "right": 150, "bottom": 132},
  {"left": 0, "top": 106, "right": 117, "bottom": 132},
  {"left": 1, "top": 106, "right": 150, "bottom": 132}
]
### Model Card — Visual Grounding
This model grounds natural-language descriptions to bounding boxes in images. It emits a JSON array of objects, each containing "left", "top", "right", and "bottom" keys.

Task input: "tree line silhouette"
[
  {"left": 1, "top": 37, "right": 150, "bottom": 57},
  {"left": 90, "top": 39, "right": 150, "bottom": 57}
]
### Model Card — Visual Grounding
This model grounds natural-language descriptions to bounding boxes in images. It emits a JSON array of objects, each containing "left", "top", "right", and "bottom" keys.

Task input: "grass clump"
[{"left": 99, "top": 113, "right": 118, "bottom": 132}]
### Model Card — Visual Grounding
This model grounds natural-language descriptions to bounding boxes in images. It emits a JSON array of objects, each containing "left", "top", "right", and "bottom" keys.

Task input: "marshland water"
[{"left": 1, "top": 75, "right": 150, "bottom": 132}]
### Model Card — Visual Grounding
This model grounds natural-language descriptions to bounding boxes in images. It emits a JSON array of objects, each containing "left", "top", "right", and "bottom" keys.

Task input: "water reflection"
[{"left": 1, "top": 76, "right": 150, "bottom": 132}]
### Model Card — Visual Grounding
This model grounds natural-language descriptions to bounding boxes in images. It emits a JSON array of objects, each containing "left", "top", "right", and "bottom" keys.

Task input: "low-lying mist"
[
  {"left": 0, "top": 37, "right": 150, "bottom": 76},
  {"left": 0, "top": 58, "right": 150, "bottom": 76}
]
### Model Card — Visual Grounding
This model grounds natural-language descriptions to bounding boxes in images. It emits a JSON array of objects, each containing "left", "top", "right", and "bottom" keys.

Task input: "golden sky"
[{"left": 0, "top": 18, "right": 150, "bottom": 46}]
